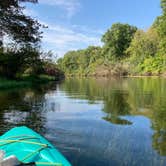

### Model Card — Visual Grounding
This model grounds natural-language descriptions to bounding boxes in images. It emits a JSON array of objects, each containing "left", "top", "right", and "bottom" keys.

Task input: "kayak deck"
[{"left": 0, "top": 126, "right": 71, "bottom": 166}]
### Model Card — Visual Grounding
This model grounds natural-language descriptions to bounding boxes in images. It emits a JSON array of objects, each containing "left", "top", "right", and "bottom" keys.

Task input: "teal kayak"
[{"left": 0, "top": 126, "right": 72, "bottom": 166}]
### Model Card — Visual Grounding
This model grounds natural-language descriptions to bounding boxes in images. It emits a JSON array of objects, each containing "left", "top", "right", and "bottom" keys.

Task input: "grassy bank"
[{"left": 0, "top": 75, "right": 57, "bottom": 89}]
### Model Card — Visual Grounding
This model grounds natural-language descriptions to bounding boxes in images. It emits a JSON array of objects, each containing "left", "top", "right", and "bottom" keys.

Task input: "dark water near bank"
[{"left": 0, "top": 78, "right": 166, "bottom": 166}]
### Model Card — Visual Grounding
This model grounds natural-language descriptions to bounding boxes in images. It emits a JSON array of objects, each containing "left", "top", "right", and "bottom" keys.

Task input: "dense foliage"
[
  {"left": 0, "top": 0, "right": 61, "bottom": 80},
  {"left": 0, "top": 0, "right": 41, "bottom": 46},
  {"left": 58, "top": 0, "right": 166, "bottom": 76},
  {"left": 57, "top": 46, "right": 102, "bottom": 76},
  {"left": 102, "top": 23, "right": 137, "bottom": 59}
]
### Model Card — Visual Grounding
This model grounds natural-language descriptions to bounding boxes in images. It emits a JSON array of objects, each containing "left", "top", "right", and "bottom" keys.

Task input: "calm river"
[{"left": 0, "top": 78, "right": 166, "bottom": 166}]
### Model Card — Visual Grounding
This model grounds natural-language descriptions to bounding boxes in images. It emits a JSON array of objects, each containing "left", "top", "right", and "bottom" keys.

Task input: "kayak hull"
[{"left": 0, "top": 126, "right": 71, "bottom": 166}]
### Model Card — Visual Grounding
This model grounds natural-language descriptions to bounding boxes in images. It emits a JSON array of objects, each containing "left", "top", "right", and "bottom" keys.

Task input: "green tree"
[
  {"left": 58, "top": 51, "right": 80, "bottom": 74},
  {"left": 0, "top": 45, "right": 42, "bottom": 78},
  {"left": 126, "top": 29, "right": 159, "bottom": 62},
  {"left": 101, "top": 23, "right": 137, "bottom": 60},
  {"left": 126, "top": 28, "right": 160, "bottom": 74},
  {"left": 0, "top": 0, "right": 44, "bottom": 78},
  {"left": 0, "top": 0, "right": 41, "bottom": 47},
  {"left": 57, "top": 46, "right": 102, "bottom": 76},
  {"left": 155, "top": 0, "right": 166, "bottom": 56},
  {"left": 161, "top": 0, "right": 166, "bottom": 13},
  {"left": 57, "top": 0, "right": 166, "bottom": 77}
]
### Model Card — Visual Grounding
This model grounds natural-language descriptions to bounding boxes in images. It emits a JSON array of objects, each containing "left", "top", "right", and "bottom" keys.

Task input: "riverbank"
[
  {"left": 64, "top": 70, "right": 166, "bottom": 78},
  {"left": 0, "top": 75, "right": 59, "bottom": 89}
]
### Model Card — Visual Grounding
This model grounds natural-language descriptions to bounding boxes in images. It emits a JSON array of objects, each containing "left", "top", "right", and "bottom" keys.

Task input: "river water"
[{"left": 0, "top": 78, "right": 166, "bottom": 166}]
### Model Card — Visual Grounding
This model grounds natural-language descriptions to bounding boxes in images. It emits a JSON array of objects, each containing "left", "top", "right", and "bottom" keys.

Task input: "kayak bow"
[{"left": 0, "top": 126, "right": 72, "bottom": 166}]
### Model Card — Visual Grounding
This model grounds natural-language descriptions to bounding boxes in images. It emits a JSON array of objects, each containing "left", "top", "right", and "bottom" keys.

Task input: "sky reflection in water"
[{"left": 0, "top": 78, "right": 166, "bottom": 166}]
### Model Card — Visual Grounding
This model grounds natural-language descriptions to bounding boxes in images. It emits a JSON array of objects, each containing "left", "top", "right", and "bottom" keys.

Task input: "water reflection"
[
  {"left": 60, "top": 78, "right": 166, "bottom": 157},
  {"left": 152, "top": 103, "right": 166, "bottom": 156},
  {"left": 102, "top": 91, "right": 132, "bottom": 125},
  {"left": 0, "top": 78, "right": 165, "bottom": 165},
  {"left": 0, "top": 84, "right": 56, "bottom": 134}
]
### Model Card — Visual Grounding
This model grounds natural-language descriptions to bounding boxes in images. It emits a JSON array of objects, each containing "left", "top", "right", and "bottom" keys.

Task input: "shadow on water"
[
  {"left": 0, "top": 78, "right": 166, "bottom": 165},
  {"left": 0, "top": 83, "right": 57, "bottom": 135}
]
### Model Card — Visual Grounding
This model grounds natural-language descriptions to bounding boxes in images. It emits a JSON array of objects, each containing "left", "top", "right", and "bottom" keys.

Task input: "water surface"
[{"left": 0, "top": 78, "right": 166, "bottom": 166}]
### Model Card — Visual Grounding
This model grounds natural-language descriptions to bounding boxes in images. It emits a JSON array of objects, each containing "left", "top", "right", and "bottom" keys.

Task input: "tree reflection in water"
[
  {"left": 152, "top": 102, "right": 166, "bottom": 156},
  {"left": 102, "top": 91, "right": 132, "bottom": 125},
  {"left": 0, "top": 83, "right": 57, "bottom": 135},
  {"left": 60, "top": 78, "right": 166, "bottom": 155},
  {"left": 0, "top": 78, "right": 165, "bottom": 157}
]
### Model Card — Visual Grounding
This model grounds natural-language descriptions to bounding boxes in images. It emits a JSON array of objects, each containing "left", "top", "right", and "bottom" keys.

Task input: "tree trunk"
[{"left": 0, "top": 27, "right": 3, "bottom": 51}]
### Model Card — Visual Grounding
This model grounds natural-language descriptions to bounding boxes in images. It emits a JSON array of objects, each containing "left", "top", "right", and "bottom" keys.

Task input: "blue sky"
[{"left": 24, "top": 0, "right": 161, "bottom": 57}]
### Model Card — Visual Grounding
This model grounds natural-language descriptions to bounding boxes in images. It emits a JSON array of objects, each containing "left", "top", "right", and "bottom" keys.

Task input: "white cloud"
[
  {"left": 23, "top": 8, "right": 38, "bottom": 17},
  {"left": 43, "top": 27, "right": 100, "bottom": 45},
  {"left": 22, "top": 2, "right": 103, "bottom": 57},
  {"left": 72, "top": 25, "right": 104, "bottom": 35},
  {"left": 41, "top": 23, "right": 103, "bottom": 57},
  {"left": 39, "top": 0, "right": 81, "bottom": 18}
]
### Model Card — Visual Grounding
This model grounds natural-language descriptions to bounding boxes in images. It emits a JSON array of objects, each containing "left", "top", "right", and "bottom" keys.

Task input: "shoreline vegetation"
[
  {"left": 65, "top": 74, "right": 166, "bottom": 79},
  {"left": 0, "top": 0, "right": 64, "bottom": 88},
  {"left": 66, "top": 74, "right": 166, "bottom": 78},
  {"left": 64, "top": 68, "right": 166, "bottom": 77},
  {"left": 0, "top": 74, "right": 64, "bottom": 89},
  {"left": 1, "top": 73, "right": 165, "bottom": 90},
  {"left": 57, "top": 0, "right": 166, "bottom": 77},
  {"left": 1, "top": 0, "right": 166, "bottom": 89}
]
